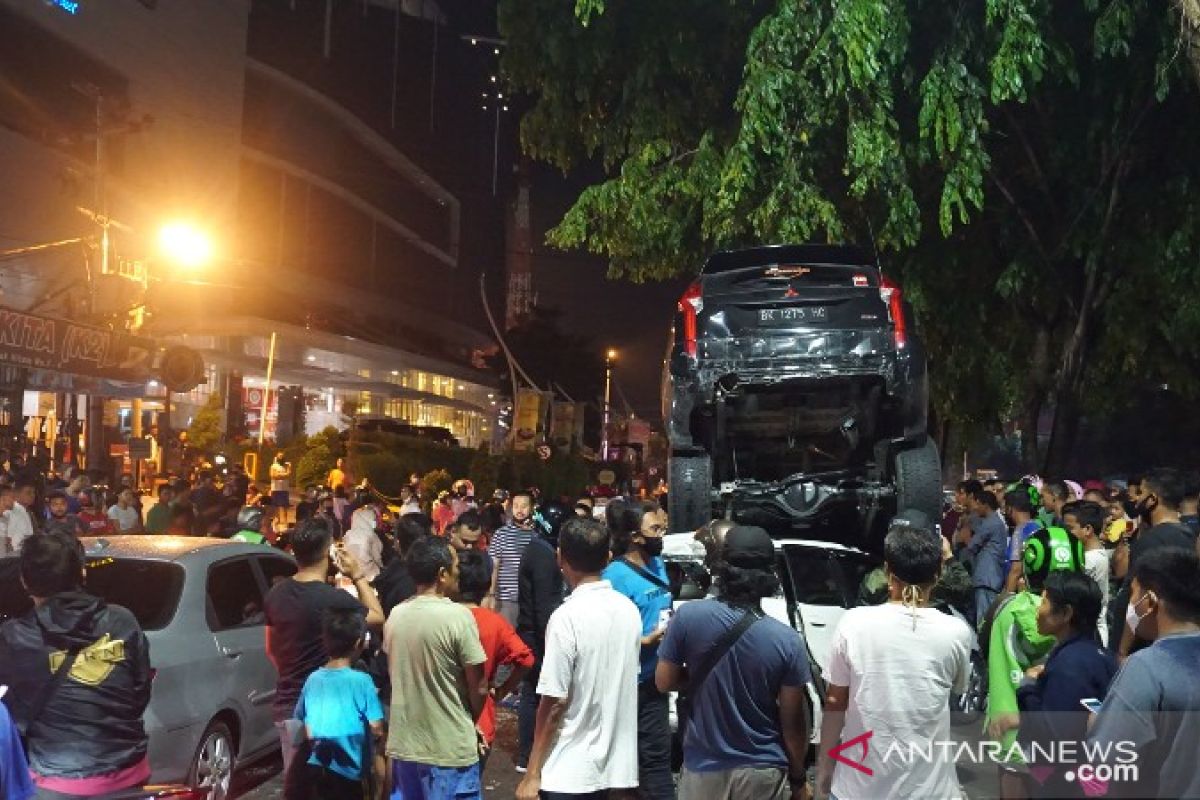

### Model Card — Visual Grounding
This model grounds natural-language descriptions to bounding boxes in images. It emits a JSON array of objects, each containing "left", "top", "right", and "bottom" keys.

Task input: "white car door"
[{"left": 779, "top": 545, "right": 850, "bottom": 675}]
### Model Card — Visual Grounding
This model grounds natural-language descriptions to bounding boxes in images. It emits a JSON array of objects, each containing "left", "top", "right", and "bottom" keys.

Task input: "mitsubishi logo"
[{"left": 783, "top": 286, "right": 800, "bottom": 298}]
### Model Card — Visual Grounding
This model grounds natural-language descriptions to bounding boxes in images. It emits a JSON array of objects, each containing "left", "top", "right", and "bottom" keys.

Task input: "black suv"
[{"left": 662, "top": 244, "right": 941, "bottom": 547}]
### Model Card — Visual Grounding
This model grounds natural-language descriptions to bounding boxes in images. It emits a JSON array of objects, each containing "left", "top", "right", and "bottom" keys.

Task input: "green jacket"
[
  {"left": 985, "top": 590, "right": 1056, "bottom": 760},
  {"left": 231, "top": 529, "right": 267, "bottom": 545}
]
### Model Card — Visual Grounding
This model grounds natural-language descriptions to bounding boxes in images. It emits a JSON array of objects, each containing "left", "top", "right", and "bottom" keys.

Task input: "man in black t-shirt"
[
  {"left": 264, "top": 517, "right": 384, "bottom": 781},
  {"left": 1112, "top": 468, "right": 1196, "bottom": 655}
]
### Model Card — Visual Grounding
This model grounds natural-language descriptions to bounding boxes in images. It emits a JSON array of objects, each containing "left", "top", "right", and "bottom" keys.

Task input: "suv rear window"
[{"left": 84, "top": 558, "right": 185, "bottom": 631}]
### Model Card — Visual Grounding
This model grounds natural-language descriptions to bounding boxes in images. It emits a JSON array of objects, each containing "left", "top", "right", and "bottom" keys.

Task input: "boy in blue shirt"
[{"left": 293, "top": 607, "right": 385, "bottom": 799}]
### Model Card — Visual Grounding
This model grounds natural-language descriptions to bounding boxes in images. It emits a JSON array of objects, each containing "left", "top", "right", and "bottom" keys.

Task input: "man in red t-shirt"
[
  {"left": 77, "top": 491, "right": 115, "bottom": 535},
  {"left": 454, "top": 550, "right": 534, "bottom": 753}
]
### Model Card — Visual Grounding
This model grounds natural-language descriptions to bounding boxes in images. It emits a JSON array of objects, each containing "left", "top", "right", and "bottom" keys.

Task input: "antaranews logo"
[
  {"left": 828, "top": 731, "right": 874, "bottom": 776},
  {"left": 827, "top": 732, "right": 1139, "bottom": 787}
]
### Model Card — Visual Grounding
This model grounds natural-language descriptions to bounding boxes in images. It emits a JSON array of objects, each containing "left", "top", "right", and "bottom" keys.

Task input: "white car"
[{"left": 661, "top": 532, "right": 880, "bottom": 750}]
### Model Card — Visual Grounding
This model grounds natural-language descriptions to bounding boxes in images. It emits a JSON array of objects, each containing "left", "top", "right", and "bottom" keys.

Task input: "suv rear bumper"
[{"left": 665, "top": 342, "right": 927, "bottom": 452}]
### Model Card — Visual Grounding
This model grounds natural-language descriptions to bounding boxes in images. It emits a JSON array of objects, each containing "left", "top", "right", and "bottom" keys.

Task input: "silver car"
[{"left": 76, "top": 536, "right": 292, "bottom": 799}]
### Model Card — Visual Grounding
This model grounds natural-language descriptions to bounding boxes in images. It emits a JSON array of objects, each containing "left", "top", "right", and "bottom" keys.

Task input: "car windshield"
[{"left": 84, "top": 557, "right": 185, "bottom": 631}]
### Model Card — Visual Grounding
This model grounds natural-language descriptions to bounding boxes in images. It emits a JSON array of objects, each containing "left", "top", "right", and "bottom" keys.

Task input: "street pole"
[
  {"left": 492, "top": 103, "right": 500, "bottom": 197},
  {"left": 258, "top": 331, "right": 278, "bottom": 447},
  {"left": 602, "top": 353, "right": 613, "bottom": 461}
]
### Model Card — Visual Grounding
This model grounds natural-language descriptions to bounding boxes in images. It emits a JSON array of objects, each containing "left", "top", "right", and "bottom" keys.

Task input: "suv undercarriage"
[{"left": 663, "top": 244, "right": 942, "bottom": 548}]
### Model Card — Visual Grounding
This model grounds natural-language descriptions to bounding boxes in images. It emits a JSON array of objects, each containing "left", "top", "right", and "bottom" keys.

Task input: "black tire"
[
  {"left": 189, "top": 719, "right": 236, "bottom": 800},
  {"left": 951, "top": 652, "right": 988, "bottom": 725},
  {"left": 894, "top": 437, "right": 943, "bottom": 523},
  {"left": 668, "top": 454, "right": 712, "bottom": 531}
]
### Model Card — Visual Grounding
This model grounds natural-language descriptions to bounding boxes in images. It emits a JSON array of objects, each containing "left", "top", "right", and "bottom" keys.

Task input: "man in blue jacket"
[{"left": 960, "top": 489, "right": 1009, "bottom": 627}]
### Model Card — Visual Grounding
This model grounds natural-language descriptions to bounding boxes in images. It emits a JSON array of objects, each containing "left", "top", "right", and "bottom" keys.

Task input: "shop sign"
[{"left": 0, "top": 307, "right": 154, "bottom": 382}]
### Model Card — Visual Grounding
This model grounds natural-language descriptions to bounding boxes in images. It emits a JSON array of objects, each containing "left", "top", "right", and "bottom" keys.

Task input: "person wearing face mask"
[
  {"left": 601, "top": 498, "right": 675, "bottom": 800},
  {"left": 1089, "top": 547, "right": 1200, "bottom": 799},
  {"left": 1110, "top": 467, "right": 1194, "bottom": 657},
  {"left": 485, "top": 489, "right": 537, "bottom": 627}
]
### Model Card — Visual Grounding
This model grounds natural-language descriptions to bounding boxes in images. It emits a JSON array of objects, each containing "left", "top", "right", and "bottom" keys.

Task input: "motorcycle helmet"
[
  {"left": 534, "top": 500, "right": 572, "bottom": 545},
  {"left": 236, "top": 505, "right": 265, "bottom": 533},
  {"left": 695, "top": 518, "right": 737, "bottom": 568},
  {"left": 1022, "top": 525, "right": 1084, "bottom": 591}
]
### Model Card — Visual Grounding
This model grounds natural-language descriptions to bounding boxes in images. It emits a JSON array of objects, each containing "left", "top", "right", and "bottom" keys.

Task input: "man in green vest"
[
  {"left": 984, "top": 525, "right": 1084, "bottom": 798},
  {"left": 231, "top": 505, "right": 274, "bottom": 545}
]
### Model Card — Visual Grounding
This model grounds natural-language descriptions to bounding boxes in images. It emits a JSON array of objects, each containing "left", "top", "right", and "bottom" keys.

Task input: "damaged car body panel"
[{"left": 664, "top": 244, "right": 941, "bottom": 547}]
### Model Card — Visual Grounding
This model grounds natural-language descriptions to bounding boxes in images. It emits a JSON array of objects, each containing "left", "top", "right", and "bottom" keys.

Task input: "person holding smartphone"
[
  {"left": 1016, "top": 571, "right": 1117, "bottom": 798},
  {"left": 265, "top": 517, "right": 385, "bottom": 789}
]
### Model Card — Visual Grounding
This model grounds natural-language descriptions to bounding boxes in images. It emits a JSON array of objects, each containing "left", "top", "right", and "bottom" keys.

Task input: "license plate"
[{"left": 758, "top": 306, "right": 827, "bottom": 323}]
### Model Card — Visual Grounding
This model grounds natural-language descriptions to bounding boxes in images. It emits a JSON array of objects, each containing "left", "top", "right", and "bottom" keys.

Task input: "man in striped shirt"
[{"left": 486, "top": 489, "right": 536, "bottom": 627}]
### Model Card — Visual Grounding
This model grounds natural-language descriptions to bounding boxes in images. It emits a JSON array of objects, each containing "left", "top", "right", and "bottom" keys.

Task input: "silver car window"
[{"left": 206, "top": 558, "right": 266, "bottom": 631}]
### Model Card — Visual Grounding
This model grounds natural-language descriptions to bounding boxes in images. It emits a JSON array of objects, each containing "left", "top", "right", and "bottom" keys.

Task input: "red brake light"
[
  {"left": 879, "top": 276, "right": 907, "bottom": 349},
  {"left": 678, "top": 281, "right": 703, "bottom": 358}
]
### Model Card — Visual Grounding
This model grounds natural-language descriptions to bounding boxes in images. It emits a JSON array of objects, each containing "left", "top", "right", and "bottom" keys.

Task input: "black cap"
[{"left": 722, "top": 525, "right": 775, "bottom": 568}]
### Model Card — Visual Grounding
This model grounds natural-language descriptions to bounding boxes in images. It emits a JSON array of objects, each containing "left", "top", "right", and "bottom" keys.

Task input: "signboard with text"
[{"left": 0, "top": 307, "right": 155, "bottom": 382}]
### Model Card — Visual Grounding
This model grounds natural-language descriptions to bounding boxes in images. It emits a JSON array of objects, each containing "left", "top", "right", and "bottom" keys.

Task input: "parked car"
[
  {"left": 662, "top": 244, "right": 942, "bottom": 549},
  {"left": 0, "top": 536, "right": 294, "bottom": 800},
  {"left": 661, "top": 532, "right": 880, "bottom": 755}
]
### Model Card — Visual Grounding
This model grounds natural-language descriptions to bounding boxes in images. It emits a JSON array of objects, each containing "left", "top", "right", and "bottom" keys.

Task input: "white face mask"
[{"left": 1125, "top": 593, "right": 1153, "bottom": 636}]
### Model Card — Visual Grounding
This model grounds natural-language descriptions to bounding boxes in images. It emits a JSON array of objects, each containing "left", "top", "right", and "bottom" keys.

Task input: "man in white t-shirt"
[
  {"left": 0, "top": 484, "right": 12, "bottom": 554},
  {"left": 107, "top": 488, "right": 142, "bottom": 534},
  {"left": 1063, "top": 500, "right": 1112, "bottom": 646},
  {"left": 7, "top": 480, "right": 37, "bottom": 553},
  {"left": 817, "top": 521, "right": 973, "bottom": 800},
  {"left": 516, "top": 516, "right": 641, "bottom": 800}
]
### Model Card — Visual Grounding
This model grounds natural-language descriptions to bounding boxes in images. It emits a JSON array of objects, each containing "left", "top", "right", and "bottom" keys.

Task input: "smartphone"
[
  {"left": 658, "top": 608, "right": 673, "bottom": 629},
  {"left": 1080, "top": 697, "right": 1102, "bottom": 714}
]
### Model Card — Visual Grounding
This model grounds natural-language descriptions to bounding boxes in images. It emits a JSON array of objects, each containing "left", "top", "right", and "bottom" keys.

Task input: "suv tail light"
[
  {"left": 678, "top": 281, "right": 703, "bottom": 357},
  {"left": 879, "top": 276, "right": 907, "bottom": 349}
]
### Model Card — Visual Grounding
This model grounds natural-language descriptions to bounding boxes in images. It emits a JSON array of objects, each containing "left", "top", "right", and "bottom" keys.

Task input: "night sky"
[{"left": 526, "top": 164, "right": 691, "bottom": 422}]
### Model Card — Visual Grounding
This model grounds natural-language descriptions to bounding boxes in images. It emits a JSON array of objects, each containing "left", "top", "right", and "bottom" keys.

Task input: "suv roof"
[
  {"left": 81, "top": 535, "right": 280, "bottom": 563},
  {"left": 703, "top": 244, "right": 876, "bottom": 274}
]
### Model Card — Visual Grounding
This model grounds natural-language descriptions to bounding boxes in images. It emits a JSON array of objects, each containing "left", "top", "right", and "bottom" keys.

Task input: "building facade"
[{"left": 0, "top": 0, "right": 503, "bottom": 471}]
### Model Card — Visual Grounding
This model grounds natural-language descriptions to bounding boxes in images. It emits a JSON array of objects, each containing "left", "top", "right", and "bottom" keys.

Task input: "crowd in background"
[{"left": 1, "top": 450, "right": 1198, "bottom": 800}]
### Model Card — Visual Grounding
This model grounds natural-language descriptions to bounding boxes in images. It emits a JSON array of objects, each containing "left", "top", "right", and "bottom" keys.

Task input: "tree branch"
[
  {"left": 999, "top": 105, "right": 1057, "bottom": 216},
  {"left": 990, "top": 173, "right": 1077, "bottom": 316}
]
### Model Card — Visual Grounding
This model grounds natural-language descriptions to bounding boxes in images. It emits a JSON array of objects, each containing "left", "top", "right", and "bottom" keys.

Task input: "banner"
[
  {"left": 513, "top": 387, "right": 542, "bottom": 451},
  {"left": 550, "top": 401, "right": 579, "bottom": 452},
  {"left": 0, "top": 306, "right": 155, "bottom": 382}
]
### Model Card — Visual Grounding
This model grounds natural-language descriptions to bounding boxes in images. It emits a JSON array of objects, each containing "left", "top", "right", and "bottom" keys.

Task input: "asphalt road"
[{"left": 234, "top": 707, "right": 999, "bottom": 799}]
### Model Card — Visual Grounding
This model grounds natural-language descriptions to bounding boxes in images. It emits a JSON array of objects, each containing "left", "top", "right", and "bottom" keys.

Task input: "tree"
[
  {"left": 1179, "top": 0, "right": 1200, "bottom": 84},
  {"left": 487, "top": 305, "right": 606, "bottom": 401},
  {"left": 186, "top": 395, "right": 225, "bottom": 457},
  {"left": 501, "top": 0, "right": 1200, "bottom": 472}
]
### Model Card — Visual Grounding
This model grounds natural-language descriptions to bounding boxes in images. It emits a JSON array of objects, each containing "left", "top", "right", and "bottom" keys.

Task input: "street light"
[
  {"left": 158, "top": 222, "right": 214, "bottom": 268},
  {"left": 602, "top": 348, "right": 617, "bottom": 461}
]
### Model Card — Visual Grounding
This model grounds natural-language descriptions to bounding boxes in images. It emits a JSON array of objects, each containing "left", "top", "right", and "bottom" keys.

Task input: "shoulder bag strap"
[
  {"left": 617, "top": 556, "right": 671, "bottom": 592},
  {"left": 21, "top": 645, "right": 83, "bottom": 738},
  {"left": 688, "top": 607, "right": 761, "bottom": 697}
]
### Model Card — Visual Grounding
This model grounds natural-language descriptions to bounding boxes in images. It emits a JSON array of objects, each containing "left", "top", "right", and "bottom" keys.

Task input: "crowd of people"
[
  {"left": 823, "top": 469, "right": 1200, "bottom": 800},
  {"left": 1, "top": 448, "right": 1198, "bottom": 800}
]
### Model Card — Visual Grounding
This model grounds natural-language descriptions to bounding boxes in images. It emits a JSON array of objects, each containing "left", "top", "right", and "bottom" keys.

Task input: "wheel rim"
[{"left": 196, "top": 731, "right": 233, "bottom": 799}]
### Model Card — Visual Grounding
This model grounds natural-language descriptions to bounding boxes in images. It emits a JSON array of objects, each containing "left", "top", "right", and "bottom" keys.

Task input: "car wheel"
[
  {"left": 668, "top": 454, "right": 712, "bottom": 531},
  {"left": 951, "top": 653, "right": 988, "bottom": 725},
  {"left": 894, "top": 437, "right": 942, "bottom": 523},
  {"left": 189, "top": 719, "right": 236, "bottom": 800}
]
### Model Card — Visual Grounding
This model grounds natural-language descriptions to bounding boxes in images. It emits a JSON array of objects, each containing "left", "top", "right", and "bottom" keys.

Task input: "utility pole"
[{"left": 602, "top": 349, "right": 616, "bottom": 461}]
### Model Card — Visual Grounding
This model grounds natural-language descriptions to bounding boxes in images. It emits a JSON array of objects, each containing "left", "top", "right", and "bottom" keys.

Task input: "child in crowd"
[{"left": 292, "top": 607, "right": 385, "bottom": 799}]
